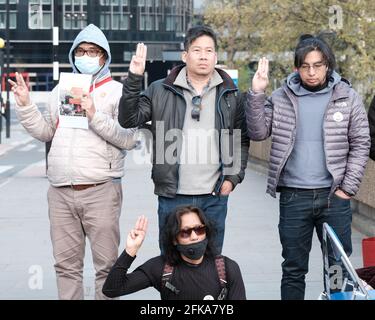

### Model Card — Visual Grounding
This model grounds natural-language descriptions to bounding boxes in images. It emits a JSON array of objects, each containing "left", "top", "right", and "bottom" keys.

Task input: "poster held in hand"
[{"left": 58, "top": 72, "right": 92, "bottom": 130}]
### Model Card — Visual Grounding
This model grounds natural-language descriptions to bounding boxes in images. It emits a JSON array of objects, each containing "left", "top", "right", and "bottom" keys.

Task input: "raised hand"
[
  {"left": 126, "top": 215, "right": 148, "bottom": 257},
  {"left": 81, "top": 93, "right": 96, "bottom": 121},
  {"left": 129, "top": 43, "right": 147, "bottom": 76},
  {"left": 252, "top": 57, "right": 269, "bottom": 93},
  {"left": 8, "top": 72, "right": 31, "bottom": 107}
]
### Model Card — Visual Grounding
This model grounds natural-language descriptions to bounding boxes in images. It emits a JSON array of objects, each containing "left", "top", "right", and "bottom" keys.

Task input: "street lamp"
[{"left": 0, "top": 0, "right": 10, "bottom": 142}]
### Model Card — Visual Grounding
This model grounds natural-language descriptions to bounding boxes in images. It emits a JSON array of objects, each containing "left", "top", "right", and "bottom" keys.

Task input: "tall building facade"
[{"left": 0, "top": 0, "right": 194, "bottom": 90}]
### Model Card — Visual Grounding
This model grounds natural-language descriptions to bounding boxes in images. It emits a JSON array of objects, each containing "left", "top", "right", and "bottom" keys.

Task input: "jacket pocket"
[{"left": 279, "top": 189, "right": 297, "bottom": 205}]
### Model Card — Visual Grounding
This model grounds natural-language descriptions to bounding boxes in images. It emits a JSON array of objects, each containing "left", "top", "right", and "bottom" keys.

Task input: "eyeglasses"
[
  {"left": 299, "top": 62, "right": 326, "bottom": 72},
  {"left": 178, "top": 225, "right": 206, "bottom": 239},
  {"left": 191, "top": 95, "right": 202, "bottom": 122},
  {"left": 74, "top": 47, "right": 103, "bottom": 58}
]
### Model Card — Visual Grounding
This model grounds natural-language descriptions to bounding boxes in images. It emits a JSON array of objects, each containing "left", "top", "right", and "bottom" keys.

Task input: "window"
[
  {"left": 63, "top": 0, "right": 87, "bottom": 30},
  {"left": 138, "top": 0, "right": 161, "bottom": 31},
  {"left": 28, "top": 0, "right": 52, "bottom": 29},
  {"left": 0, "top": 0, "right": 18, "bottom": 29},
  {"left": 165, "top": 0, "right": 184, "bottom": 32},
  {"left": 100, "top": 0, "right": 130, "bottom": 30},
  {"left": 140, "top": 14, "right": 153, "bottom": 31}
]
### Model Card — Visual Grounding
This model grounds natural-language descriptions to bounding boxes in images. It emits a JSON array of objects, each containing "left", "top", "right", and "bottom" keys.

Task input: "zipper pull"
[{"left": 225, "top": 95, "right": 231, "bottom": 108}]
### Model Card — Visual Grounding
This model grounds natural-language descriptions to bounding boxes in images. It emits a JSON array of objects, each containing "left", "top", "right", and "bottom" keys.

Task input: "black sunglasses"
[
  {"left": 191, "top": 95, "right": 202, "bottom": 121},
  {"left": 178, "top": 225, "right": 206, "bottom": 239}
]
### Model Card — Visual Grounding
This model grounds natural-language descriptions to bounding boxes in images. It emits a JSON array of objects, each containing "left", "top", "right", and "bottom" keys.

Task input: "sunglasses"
[
  {"left": 178, "top": 225, "right": 206, "bottom": 239},
  {"left": 191, "top": 95, "right": 202, "bottom": 121}
]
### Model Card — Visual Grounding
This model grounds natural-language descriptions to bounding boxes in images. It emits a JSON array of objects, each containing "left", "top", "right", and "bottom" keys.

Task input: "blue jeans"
[
  {"left": 278, "top": 187, "right": 352, "bottom": 300},
  {"left": 158, "top": 194, "right": 229, "bottom": 254}
]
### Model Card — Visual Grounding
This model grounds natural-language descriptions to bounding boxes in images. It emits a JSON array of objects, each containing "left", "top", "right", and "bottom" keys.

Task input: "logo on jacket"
[
  {"left": 333, "top": 112, "right": 344, "bottom": 123},
  {"left": 335, "top": 102, "right": 347, "bottom": 108}
]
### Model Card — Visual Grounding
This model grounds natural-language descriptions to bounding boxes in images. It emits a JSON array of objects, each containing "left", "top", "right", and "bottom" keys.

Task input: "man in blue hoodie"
[
  {"left": 10, "top": 24, "right": 137, "bottom": 300},
  {"left": 246, "top": 35, "right": 370, "bottom": 300}
]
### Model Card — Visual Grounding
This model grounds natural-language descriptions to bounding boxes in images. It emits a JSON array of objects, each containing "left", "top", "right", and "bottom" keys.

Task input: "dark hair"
[
  {"left": 184, "top": 25, "right": 218, "bottom": 52},
  {"left": 294, "top": 34, "right": 336, "bottom": 76},
  {"left": 161, "top": 206, "right": 218, "bottom": 265}
]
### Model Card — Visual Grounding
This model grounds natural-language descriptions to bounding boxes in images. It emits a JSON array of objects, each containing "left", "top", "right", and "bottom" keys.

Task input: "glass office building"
[{"left": 0, "top": 0, "right": 194, "bottom": 90}]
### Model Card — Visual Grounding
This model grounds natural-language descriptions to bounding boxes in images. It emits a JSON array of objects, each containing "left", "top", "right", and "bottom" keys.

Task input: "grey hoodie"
[
  {"left": 278, "top": 72, "right": 342, "bottom": 189},
  {"left": 69, "top": 24, "right": 111, "bottom": 83}
]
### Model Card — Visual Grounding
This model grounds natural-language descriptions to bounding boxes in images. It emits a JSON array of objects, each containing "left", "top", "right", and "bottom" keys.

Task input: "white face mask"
[{"left": 75, "top": 55, "right": 103, "bottom": 75}]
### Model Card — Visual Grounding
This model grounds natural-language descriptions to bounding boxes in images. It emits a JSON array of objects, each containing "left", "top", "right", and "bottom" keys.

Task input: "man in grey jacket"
[
  {"left": 246, "top": 35, "right": 370, "bottom": 300},
  {"left": 10, "top": 24, "right": 137, "bottom": 300}
]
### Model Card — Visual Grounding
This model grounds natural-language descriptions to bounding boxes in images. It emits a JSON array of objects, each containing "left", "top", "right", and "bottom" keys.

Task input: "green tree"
[
  {"left": 204, "top": 0, "right": 250, "bottom": 69},
  {"left": 204, "top": 0, "right": 375, "bottom": 105}
]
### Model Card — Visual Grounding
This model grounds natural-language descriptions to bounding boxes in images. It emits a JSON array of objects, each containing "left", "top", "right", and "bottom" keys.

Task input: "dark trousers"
[
  {"left": 278, "top": 187, "right": 352, "bottom": 300},
  {"left": 158, "top": 194, "right": 229, "bottom": 254}
]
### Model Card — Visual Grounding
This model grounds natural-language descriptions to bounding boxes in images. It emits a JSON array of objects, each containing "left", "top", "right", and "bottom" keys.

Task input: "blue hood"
[{"left": 69, "top": 24, "right": 111, "bottom": 81}]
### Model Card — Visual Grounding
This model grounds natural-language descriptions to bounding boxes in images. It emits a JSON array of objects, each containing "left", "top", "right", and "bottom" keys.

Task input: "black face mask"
[{"left": 176, "top": 239, "right": 208, "bottom": 260}]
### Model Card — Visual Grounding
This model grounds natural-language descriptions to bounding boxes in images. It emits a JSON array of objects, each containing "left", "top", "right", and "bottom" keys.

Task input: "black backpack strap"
[
  {"left": 215, "top": 255, "right": 228, "bottom": 300},
  {"left": 161, "top": 262, "right": 180, "bottom": 295}
]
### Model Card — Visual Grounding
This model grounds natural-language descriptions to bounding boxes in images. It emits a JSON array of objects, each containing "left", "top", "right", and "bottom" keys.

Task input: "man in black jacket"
[{"left": 118, "top": 26, "right": 249, "bottom": 253}]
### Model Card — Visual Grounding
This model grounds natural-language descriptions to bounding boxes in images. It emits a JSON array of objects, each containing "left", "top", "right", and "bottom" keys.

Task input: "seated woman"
[{"left": 102, "top": 206, "right": 246, "bottom": 300}]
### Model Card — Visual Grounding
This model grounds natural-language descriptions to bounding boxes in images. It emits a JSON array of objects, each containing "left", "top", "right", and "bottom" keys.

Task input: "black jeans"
[{"left": 278, "top": 187, "right": 352, "bottom": 300}]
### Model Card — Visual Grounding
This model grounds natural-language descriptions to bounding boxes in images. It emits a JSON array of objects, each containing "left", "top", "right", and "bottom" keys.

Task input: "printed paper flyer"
[{"left": 58, "top": 72, "right": 92, "bottom": 129}]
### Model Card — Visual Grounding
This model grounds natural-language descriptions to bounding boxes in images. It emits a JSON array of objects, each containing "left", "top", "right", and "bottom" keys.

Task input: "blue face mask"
[{"left": 74, "top": 55, "right": 103, "bottom": 75}]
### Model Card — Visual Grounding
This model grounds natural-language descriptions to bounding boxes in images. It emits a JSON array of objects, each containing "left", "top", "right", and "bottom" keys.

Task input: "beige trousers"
[{"left": 47, "top": 180, "right": 122, "bottom": 300}]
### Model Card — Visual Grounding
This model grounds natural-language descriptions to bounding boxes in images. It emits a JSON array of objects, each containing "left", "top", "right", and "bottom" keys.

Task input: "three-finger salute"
[
  {"left": 126, "top": 215, "right": 148, "bottom": 257},
  {"left": 129, "top": 43, "right": 147, "bottom": 76},
  {"left": 252, "top": 57, "right": 270, "bottom": 94}
]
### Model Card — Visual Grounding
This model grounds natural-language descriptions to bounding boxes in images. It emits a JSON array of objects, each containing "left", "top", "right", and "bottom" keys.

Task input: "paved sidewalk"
[
  {"left": 0, "top": 122, "right": 34, "bottom": 157},
  {"left": 0, "top": 106, "right": 367, "bottom": 300}
]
